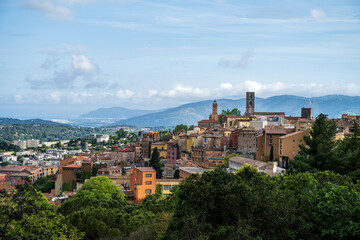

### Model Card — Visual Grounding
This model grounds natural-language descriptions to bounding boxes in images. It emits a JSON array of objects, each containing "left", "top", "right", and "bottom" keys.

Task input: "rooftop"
[
  {"left": 198, "top": 119, "right": 217, "bottom": 123},
  {"left": 264, "top": 125, "right": 287, "bottom": 135},
  {"left": 180, "top": 166, "right": 210, "bottom": 174},
  {"left": 280, "top": 130, "right": 306, "bottom": 139},
  {"left": 254, "top": 112, "right": 285, "bottom": 116},
  {"left": 63, "top": 164, "right": 82, "bottom": 169},
  {"left": 229, "top": 156, "right": 267, "bottom": 168},
  {"left": 136, "top": 167, "right": 156, "bottom": 172}
]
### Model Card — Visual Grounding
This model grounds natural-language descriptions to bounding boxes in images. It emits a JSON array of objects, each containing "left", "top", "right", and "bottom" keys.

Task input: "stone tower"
[
  {"left": 210, "top": 100, "right": 218, "bottom": 122},
  {"left": 246, "top": 92, "right": 255, "bottom": 115},
  {"left": 301, "top": 107, "right": 313, "bottom": 119}
]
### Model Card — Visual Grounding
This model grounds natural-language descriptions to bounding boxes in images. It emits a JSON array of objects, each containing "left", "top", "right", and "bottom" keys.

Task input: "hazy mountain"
[
  {"left": 80, "top": 107, "right": 161, "bottom": 119},
  {"left": 0, "top": 118, "right": 64, "bottom": 125},
  {"left": 113, "top": 95, "right": 360, "bottom": 127}
]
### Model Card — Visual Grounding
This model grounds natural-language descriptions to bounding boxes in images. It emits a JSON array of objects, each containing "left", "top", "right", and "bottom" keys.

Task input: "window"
[
  {"left": 163, "top": 185, "right": 171, "bottom": 190},
  {"left": 145, "top": 181, "right": 152, "bottom": 185},
  {"left": 293, "top": 145, "right": 295, "bottom": 148},
  {"left": 145, "top": 174, "right": 152, "bottom": 177},
  {"left": 300, "top": 139, "right": 302, "bottom": 143},
  {"left": 204, "top": 138, "right": 207, "bottom": 142},
  {"left": 293, "top": 139, "right": 295, "bottom": 142},
  {"left": 145, "top": 189, "right": 152, "bottom": 194}
]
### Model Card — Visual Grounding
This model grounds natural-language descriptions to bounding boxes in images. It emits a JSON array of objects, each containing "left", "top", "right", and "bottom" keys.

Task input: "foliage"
[
  {"left": 150, "top": 147, "right": 164, "bottom": 178},
  {"left": 269, "top": 145, "right": 274, "bottom": 161},
  {"left": 72, "top": 180, "right": 77, "bottom": 191},
  {"left": 0, "top": 123, "right": 114, "bottom": 142},
  {"left": 34, "top": 175, "right": 55, "bottom": 193},
  {"left": 62, "top": 183, "right": 70, "bottom": 192},
  {"left": 0, "top": 161, "right": 10, "bottom": 167},
  {"left": 173, "top": 124, "right": 188, "bottom": 133},
  {"left": 165, "top": 167, "right": 360, "bottom": 240},
  {"left": 290, "top": 113, "right": 339, "bottom": 173},
  {"left": 221, "top": 108, "right": 241, "bottom": 116},
  {"left": 116, "top": 128, "right": 129, "bottom": 138},
  {"left": 0, "top": 141, "right": 21, "bottom": 152},
  {"left": 336, "top": 122, "right": 360, "bottom": 180},
  {"left": 173, "top": 169, "right": 179, "bottom": 179},
  {"left": 165, "top": 166, "right": 298, "bottom": 240},
  {"left": 0, "top": 178, "right": 83, "bottom": 239},
  {"left": 156, "top": 184, "right": 163, "bottom": 197},
  {"left": 223, "top": 153, "right": 238, "bottom": 167},
  {"left": 59, "top": 176, "right": 173, "bottom": 239},
  {"left": 80, "top": 171, "right": 92, "bottom": 184}
]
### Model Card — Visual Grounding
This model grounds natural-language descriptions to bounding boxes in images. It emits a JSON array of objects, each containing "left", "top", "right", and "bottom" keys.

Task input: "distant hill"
[
  {"left": 80, "top": 107, "right": 161, "bottom": 118},
  {"left": 113, "top": 95, "right": 360, "bottom": 127},
  {"left": 0, "top": 118, "right": 63, "bottom": 125}
]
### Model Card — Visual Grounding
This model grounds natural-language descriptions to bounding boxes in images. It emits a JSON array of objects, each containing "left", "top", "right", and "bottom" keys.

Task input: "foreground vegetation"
[{"left": 2, "top": 169, "right": 359, "bottom": 240}]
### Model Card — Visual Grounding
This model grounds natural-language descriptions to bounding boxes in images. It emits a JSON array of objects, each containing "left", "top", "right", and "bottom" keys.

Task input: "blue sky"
[{"left": 0, "top": 0, "right": 359, "bottom": 118}]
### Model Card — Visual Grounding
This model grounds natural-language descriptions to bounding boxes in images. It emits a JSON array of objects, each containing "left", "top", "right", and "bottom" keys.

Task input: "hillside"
[
  {"left": 113, "top": 95, "right": 360, "bottom": 127},
  {"left": 0, "top": 118, "right": 63, "bottom": 125},
  {"left": 80, "top": 107, "right": 161, "bottom": 118}
]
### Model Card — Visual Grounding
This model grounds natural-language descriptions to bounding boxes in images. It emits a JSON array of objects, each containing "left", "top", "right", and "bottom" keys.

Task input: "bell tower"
[{"left": 210, "top": 100, "right": 218, "bottom": 122}]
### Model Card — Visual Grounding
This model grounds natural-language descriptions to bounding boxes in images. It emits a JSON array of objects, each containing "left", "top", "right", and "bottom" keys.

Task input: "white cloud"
[
  {"left": 72, "top": 54, "right": 98, "bottom": 73},
  {"left": 311, "top": 9, "right": 326, "bottom": 20},
  {"left": 116, "top": 89, "right": 135, "bottom": 99},
  {"left": 220, "top": 83, "right": 232, "bottom": 89},
  {"left": 50, "top": 91, "right": 61, "bottom": 103},
  {"left": 25, "top": 0, "right": 74, "bottom": 20}
]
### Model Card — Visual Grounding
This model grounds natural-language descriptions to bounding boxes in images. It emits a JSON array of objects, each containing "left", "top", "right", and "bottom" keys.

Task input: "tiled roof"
[
  {"left": 229, "top": 156, "right": 267, "bottom": 167},
  {"left": 254, "top": 112, "right": 285, "bottom": 115},
  {"left": 0, "top": 165, "right": 26, "bottom": 172},
  {"left": 264, "top": 125, "right": 287, "bottom": 134},
  {"left": 280, "top": 130, "right": 305, "bottom": 138},
  {"left": 198, "top": 119, "right": 217, "bottom": 123},
  {"left": 136, "top": 167, "right": 156, "bottom": 172},
  {"left": 63, "top": 164, "right": 81, "bottom": 168}
]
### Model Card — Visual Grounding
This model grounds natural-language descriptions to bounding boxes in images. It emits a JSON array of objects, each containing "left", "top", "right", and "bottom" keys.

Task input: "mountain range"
[
  {"left": 80, "top": 95, "right": 360, "bottom": 127},
  {"left": 80, "top": 107, "right": 162, "bottom": 119}
]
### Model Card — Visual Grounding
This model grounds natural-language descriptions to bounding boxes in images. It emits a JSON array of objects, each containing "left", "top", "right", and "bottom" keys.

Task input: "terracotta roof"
[
  {"left": 0, "top": 182, "right": 15, "bottom": 191},
  {"left": 77, "top": 156, "right": 90, "bottom": 161},
  {"left": 224, "top": 115, "right": 241, "bottom": 118},
  {"left": 63, "top": 164, "right": 81, "bottom": 169},
  {"left": 254, "top": 112, "right": 285, "bottom": 115},
  {"left": 280, "top": 130, "right": 306, "bottom": 139},
  {"left": 264, "top": 125, "right": 287, "bottom": 134},
  {"left": 198, "top": 119, "right": 217, "bottom": 123},
  {"left": 0, "top": 165, "right": 26, "bottom": 172},
  {"left": 136, "top": 167, "right": 156, "bottom": 172},
  {"left": 285, "top": 116, "right": 300, "bottom": 120}
]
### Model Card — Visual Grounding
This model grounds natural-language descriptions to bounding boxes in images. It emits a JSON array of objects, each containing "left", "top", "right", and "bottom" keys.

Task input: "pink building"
[{"left": 167, "top": 141, "right": 179, "bottom": 165}]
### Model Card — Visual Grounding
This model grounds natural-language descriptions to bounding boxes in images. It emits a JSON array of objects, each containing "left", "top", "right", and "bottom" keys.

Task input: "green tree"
[
  {"left": 62, "top": 183, "right": 70, "bottom": 192},
  {"left": 269, "top": 145, "right": 274, "bottom": 161},
  {"left": 0, "top": 178, "right": 83, "bottom": 239},
  {"left": 116, "top": 128, "right": 128, "bottom": 138},
  {"left": 173, "top": 169, "right": 179, "bottom": 179},
  {"left": 173, "top": 124, "right": 188, "bottom": 133},
  {"left": 150, "top": 147, "right": 163, "bottom": 178},
  {"left": 291, "top": 113, "right": 338, "bottom": 173},
  {"left": 221, "top": 108, "right": 241, "bottom": 116},
  {"left": 337, "top": 122, "right": 360, "bottom": 180},
  {"left": 165, "top": 166, "right": 297, "bottom": 240}
]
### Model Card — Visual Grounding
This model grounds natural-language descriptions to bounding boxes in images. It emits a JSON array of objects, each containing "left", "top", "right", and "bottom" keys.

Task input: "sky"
[{"left": 0, "top": 0, "right": 360, "bottom": 118}]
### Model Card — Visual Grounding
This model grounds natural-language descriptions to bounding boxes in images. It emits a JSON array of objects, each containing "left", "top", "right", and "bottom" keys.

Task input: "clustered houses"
[
  {"left": 2, "top": 91, "right": 358, "bottom": 206},
  {"left": 0, "top": 165, "right": 58, "bottom": 185}
]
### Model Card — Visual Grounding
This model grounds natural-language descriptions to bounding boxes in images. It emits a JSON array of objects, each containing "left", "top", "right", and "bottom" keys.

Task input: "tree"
[
  {"left": 269, "top": 145, "right": 274, "bottom": 161},
  {"left": 173, "top": 124, "right": 188, "bottom": 133},
  {"left": 291, "top": 113, "right": 338, "bottom": 172},
  {"left": 173, "top": 169, "right": 179, "bottom": 179},
  {"left": 164, "top": 166, "right": 298, "bottom": 240},
  {"left": 0, "top": 178, "right": 83, "bottom": 239},
  {"left": 116, "top": 128, "right": 128, "bottom": 138},
  {"left": 337, "top": 122, "right": 360, "bottom": 180},
  {"left": 221, "top": 108, "right": 241, "bottom": 116},
  {"left": 150, "top": 147, "right": 163, "bottom": 178}
]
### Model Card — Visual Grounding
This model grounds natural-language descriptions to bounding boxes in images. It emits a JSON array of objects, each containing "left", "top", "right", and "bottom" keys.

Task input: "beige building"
[
  {"left": 156, "top": 179, "right": 181, "bottom": 197},
  {"left": 256, "top": 125, "right": 287, "bottom": 161},
  {"left": 279, "top": 130, "right": 309, "bottom": 166}
]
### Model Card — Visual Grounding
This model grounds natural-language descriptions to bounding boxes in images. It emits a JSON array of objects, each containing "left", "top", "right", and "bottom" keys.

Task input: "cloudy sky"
[{"left": 0, "top": 0, "right": 359, "bottom": 118}]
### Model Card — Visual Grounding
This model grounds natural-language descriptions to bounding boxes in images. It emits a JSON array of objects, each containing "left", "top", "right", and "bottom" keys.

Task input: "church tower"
[
  {"left": 210, "top": 100, "right": 218, "bottom": 122},
  {"left": 246, "top": 92, "right": 255, "bottom": 115}
]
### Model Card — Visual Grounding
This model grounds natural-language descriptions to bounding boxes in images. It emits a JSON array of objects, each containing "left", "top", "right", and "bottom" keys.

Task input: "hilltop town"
[{"left": 1, "top": 92, "right": 359, "bottom": 239}]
